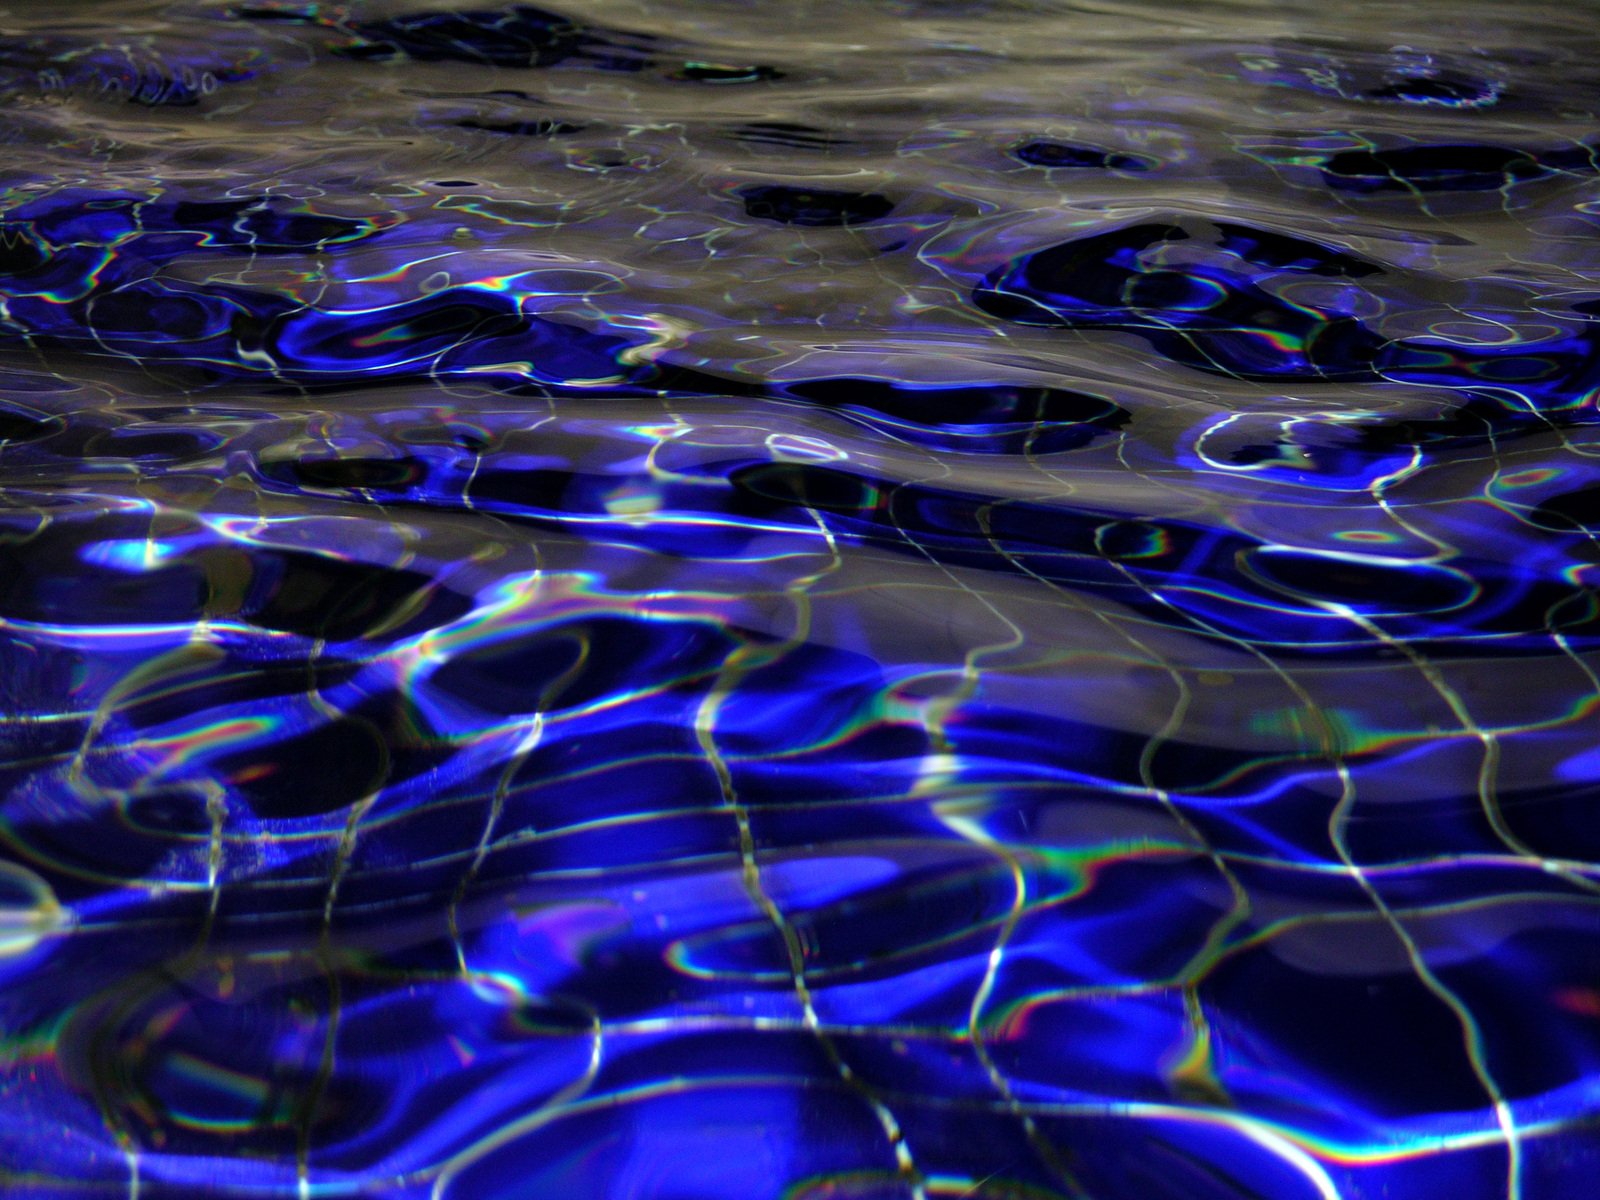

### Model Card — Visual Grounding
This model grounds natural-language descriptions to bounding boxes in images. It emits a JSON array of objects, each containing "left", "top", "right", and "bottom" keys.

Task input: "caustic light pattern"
[{"left": 1, "top": 1, "right": 1599, "bottom": 1198}]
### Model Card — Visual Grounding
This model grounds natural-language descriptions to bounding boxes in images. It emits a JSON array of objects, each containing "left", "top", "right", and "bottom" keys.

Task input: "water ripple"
[{"left": 0, "top": 3, "right": 1598, "bottom": 1199}]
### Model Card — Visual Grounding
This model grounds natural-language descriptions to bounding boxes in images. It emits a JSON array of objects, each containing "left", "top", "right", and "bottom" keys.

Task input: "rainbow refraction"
[{"left": 1, "top": 2, "right": 1599, "bottom": 1197}]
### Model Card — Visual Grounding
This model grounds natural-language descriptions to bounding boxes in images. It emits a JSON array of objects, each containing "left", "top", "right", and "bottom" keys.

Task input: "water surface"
[{"left": 1, "top": 1, "right": 1599, "bottom": 1197}]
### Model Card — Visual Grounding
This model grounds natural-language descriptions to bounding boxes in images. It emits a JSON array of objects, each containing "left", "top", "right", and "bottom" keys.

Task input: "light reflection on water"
[{"left": 1, "top": 2, "right": 1599, "bottom": 1197}]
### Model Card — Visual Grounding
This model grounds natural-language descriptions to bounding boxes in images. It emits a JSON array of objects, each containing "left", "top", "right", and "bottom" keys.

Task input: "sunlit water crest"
[{"left": 1, "top": 1, "right": 1599, "bottom": 1197}]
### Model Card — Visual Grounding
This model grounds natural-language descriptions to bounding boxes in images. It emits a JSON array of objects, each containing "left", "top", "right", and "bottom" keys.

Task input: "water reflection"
[{"left": 0, "top": 2, "right": 1598, "bottom": 1198}]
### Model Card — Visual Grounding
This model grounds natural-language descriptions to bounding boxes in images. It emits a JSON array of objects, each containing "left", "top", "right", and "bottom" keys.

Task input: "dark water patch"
[
  {"left": 781, "top": 377, "right": 1129, "bottom": 453},
  {"left": 1529, "top": 485, "right": 1600, "bottom": 532},
  {"left": 972, "top": 216, "right": 1391, "bottom": 379},
  {"left": 1321, "top": 143, "right": 1552, "bottom": 192},
  {"left": 267, "top": 455, "right": 433, "bottom": 492},
  {"left": 430, "top": 614, "right": 736, "bottom": 716},
  {"left": 737, "top": 184, "right": 896, "bottom": 226},
  {"left": 456, "top": 117, "right": 584, "bottom": 136},
  {"left": 238, "top": 2, "right": 663, "bottom": 74},
  {"left": 1212, "top": 221, "right": 1382, "bottom": 277},
  {"left": 0, "top": 406, "right": 61, "bottom": 444},
  {"left": 241, "top": 548, "right": 474, "bottom": 643},
  {"left": 339, "top": 6, "right": 600, "bottom": 68},
  {"left": 1363, "top": 75, "right": 1504, "bottom": 106},
  {"left": 1013, "top": 140, "right": 1153, "bottom": 170},
  {"left": 222, "top": 715, "right": 393, "bottom": 818}
]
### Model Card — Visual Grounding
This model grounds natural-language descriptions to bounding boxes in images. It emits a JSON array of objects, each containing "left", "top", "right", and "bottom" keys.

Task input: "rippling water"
[{"left": 3, "top": 1, "right": 1600, "bottom": 1196}]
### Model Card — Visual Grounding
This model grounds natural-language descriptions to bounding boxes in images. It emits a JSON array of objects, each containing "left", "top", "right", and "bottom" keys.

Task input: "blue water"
[{"left": 1, "top": 1, "right": 1599, "bottom": 1197}]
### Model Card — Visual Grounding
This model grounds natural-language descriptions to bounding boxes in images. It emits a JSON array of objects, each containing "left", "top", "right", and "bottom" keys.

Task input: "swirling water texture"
[{"left": 0, "top": 1, "right": 1599, "bottom": 1197}]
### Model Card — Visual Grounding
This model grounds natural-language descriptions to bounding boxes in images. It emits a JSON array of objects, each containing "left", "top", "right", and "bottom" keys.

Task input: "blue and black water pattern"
[{"left": 1, "top": 1, "right": 1599, "bottom": 1197}]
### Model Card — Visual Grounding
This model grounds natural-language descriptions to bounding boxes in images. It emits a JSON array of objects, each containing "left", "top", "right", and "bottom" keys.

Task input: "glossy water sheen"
[{"left": 1, "top": 1, "right": 1598, "bottom": 1197}]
